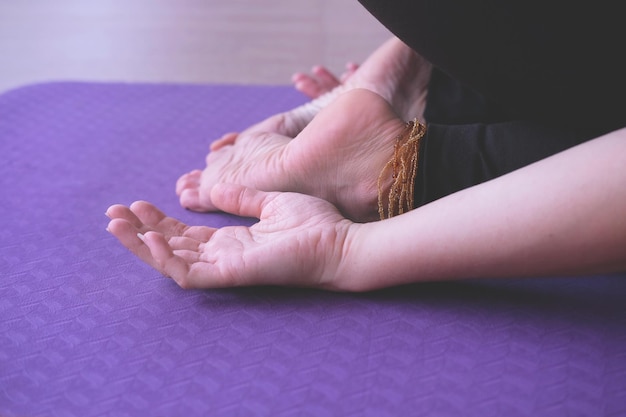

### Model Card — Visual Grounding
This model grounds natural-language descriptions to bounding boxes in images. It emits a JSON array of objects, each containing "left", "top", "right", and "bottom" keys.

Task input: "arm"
[
  {"left": 344, "top": 127, "right": 626, "bottom": 290},
  {"left": 107, "top": 128, "right": 626, "bottom": 291}
]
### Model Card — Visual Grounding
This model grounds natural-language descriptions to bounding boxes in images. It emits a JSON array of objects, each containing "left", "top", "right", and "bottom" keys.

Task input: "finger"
[
  {"left": 129, "top": 200, "right": 168, "bottom": 227},
  {"left": 130, "top": 201, "right": 189, "bottom": 237},
  {"left": 183, "top": 225, "right": 217, "bottom": 241},
  {"left": 107, "top": 218, "right": 159, "bottom": 270},
  {"left": 210, "top": 132, "right": 238, "bottom": 151},
  {"left": 168, "top": 236, "right": 202, "bottom": 252},
  {"left": 143, "top": 232, "right": 230, "bottom": 290},
  {"left": 105, "top": 204, "right": 144, "bottom": 229},
  {"left": 210, "top": 183, "right": 275, "bottom": 219},
  {"left": 176, "top": 170, "right": 201, "bottom": 196},
  {"left": 142, "top": 231, "right": 191, "bottom": 283},
  {"left": 185, "top": 262, "right": 238, "bottom": 289},
  {"left": 172, "top": 249, "right": 203, "bottom": 264}
]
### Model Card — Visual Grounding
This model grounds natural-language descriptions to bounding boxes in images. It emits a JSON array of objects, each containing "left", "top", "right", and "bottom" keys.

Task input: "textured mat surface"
[{"left": 1, "top": 82, "right": 625, "bottom": 417}]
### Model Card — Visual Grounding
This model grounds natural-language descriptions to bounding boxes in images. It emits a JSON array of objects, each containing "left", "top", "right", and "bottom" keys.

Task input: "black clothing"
[{"left": 358, "top": 0, "right": 626, "bottom": 205}]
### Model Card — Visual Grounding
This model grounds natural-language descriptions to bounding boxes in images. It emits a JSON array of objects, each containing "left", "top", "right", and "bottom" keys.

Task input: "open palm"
[{"left": 107, "top": 184, "right": 357, "bottom": 291}]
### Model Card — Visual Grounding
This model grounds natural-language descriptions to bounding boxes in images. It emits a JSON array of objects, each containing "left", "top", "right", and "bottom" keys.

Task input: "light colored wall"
[{"left": 0, "top": 0, "right": 390, "bottom": 92}]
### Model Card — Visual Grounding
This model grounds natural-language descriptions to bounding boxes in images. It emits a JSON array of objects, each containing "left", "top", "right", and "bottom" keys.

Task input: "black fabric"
[
  {"left": 414, "top": 120, "right": 588, "bottom": 206},
  {"left": 423, "top": 69, "right": 511, "bottom": 125},
  {"left": 415, "top": 70, "right": 592, "bottom": 205},
  {"left": 358, "top": 0, "right": 626, "bottom": 132},
  {"left": 357, "top": 0, "right": 626, "bottom": 205}
]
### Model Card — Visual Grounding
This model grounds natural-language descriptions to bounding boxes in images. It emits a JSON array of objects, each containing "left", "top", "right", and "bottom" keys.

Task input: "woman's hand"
[{"left": 107, "top": 184, "right": 361, "bottom": 291}]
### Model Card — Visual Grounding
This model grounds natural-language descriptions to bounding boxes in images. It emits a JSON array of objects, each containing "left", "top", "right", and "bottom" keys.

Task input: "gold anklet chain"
[{"left": 377, "top": 119, "right": 427, "bottom": 220}]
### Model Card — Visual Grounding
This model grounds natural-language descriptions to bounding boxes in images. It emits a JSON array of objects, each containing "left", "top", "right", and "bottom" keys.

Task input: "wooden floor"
[{"left": 0, "top": 0, "right": 391, "bottom": 93}]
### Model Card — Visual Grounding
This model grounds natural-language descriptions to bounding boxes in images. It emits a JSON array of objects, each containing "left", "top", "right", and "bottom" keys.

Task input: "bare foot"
[
  {"left": 209, "top": 37, "right": 431, "bottom": 148},
  {"left": 292, "top": 37, "right": 432, "bottom": 122},
  {"left": 176, "top": 89, "right": 407, "bottom": 222}
]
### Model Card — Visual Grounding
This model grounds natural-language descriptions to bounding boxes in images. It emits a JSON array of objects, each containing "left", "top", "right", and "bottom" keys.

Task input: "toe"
[
  {"left": 176, "top": 170, "right": 202, "bottom": 195},
  {"left": 294, "top": 77, "right": 324, "bottom": 99},
  {"left": 210, "top": 132, "right": 238, "bottom": 151},
  {"left": 291, "top": 72, "right": 310, "bottom": 84},
  {"left": 341, "top": 62, "right": 359, "bottom": 82},
  {"left": 312, "top": 66, "right": 341, "bottom": 90},
  {"left": 180, "top": 188, "right": 216, "bottom": 212}
]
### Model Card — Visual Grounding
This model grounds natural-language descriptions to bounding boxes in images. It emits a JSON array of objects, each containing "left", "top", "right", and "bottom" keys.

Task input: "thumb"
[{"left": 210, "top": 183, "right": 276, "bottom": 219}]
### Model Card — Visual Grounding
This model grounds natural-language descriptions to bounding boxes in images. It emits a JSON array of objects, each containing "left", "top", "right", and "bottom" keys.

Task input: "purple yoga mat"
[{"left": 1, "top": 82, "right": 625, "bottom": 417}]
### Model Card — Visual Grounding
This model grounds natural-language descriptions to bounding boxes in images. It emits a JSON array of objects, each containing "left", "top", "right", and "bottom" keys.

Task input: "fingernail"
[{"left": 137, "top": 232, "right": 146, "bottom": 242}]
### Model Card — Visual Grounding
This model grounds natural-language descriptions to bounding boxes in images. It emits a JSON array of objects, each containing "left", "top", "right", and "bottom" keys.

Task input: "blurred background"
[{"left": 0, "top": 0, "right": 391, "bottom": 93}]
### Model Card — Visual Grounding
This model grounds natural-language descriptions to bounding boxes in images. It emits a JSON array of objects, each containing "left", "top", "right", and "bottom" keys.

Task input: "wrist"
[{"left": 333, "top": 220, "right": 398, "bottom": 292}]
